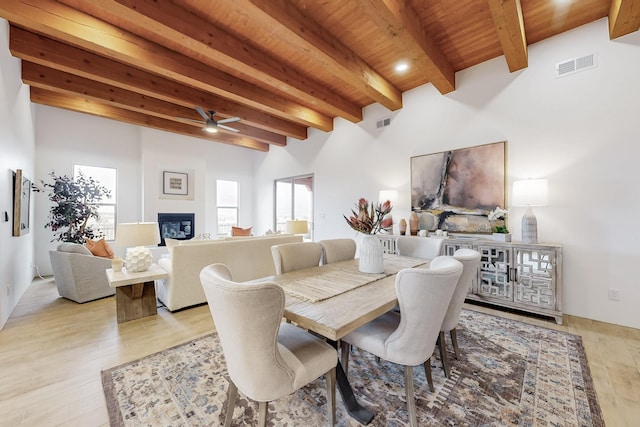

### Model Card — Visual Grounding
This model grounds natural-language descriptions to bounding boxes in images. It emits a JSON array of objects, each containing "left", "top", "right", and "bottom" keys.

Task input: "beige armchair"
[
  {"left": 439, "top": 248, "right": 481, "bottom": 378},
  {"left": 200, "top": 263, "right": 337, "bottom": 426},
  {"left": 49, "top": 243, "right": 115, "bottom": 303},
  {"left": 271, "top": 241, "right": 322, "bottom": 275},
  {"left": 319, "top": 238, "right": 356, "bottom": 264},
  {"left": 340, "top": 256, "right": 462, "bottom": 426},
  {"left": 396, "top": 235, "right": 444, "bottom": 259}
]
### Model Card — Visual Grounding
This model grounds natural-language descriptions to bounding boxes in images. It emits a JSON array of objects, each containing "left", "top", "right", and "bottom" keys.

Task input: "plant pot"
[
  {"left": 358, "top": 234, "right": 384, "bottom": 273},
  {"left": 493, "top": 233, "right": 511, "bottom": 242}
]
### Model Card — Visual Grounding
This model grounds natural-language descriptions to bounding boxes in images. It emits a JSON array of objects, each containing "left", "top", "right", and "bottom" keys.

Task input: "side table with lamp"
[{"left": 107, "top": 222, "right": 167, "bottom": 323}]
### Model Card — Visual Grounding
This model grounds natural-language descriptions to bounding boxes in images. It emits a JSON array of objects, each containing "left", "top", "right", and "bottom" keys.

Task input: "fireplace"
[{"left": 157, "top": 213, "right": 195, "bottom": 246}]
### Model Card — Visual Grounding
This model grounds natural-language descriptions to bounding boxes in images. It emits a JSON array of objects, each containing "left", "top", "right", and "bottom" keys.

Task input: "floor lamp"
[{"left": 512, "top": 179, "right": 548, "bottom": 244}]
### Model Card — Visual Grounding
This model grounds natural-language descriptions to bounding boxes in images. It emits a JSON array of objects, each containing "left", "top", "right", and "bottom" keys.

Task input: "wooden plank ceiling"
[{"left": 1, "top": 0, "right": 638, "bottom": 151}]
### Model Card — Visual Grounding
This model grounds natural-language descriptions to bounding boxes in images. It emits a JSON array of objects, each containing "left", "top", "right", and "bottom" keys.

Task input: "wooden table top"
[
  {"left": 105, "top": 264, "right": 169, "bottom": 288},
  {"left": 271, "top": 256, "right": 427, "bottom": 341}
]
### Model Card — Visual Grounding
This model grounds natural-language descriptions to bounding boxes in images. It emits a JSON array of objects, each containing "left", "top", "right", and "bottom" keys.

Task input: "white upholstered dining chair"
[
  {"left": 396, "top": 235, "right": 444, "bottom": 259},
  {"left": 438, "top": 248, "right": 481, "bottom": 378},
  {"left": 319, "top": 238, "right": 356, "bottom": 264},
  {"left": 340, "top": 257, "right": 463, "bottom": 427},
  {"left": 200, "top": 263, "right": 337, "bottom": 427},
  {"left": 271, "top": 241, "right": 323, "bottom": 275}
]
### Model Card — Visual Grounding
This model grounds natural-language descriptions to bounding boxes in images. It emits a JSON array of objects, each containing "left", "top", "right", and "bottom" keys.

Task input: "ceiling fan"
[{"left": 183, "top": 106, "right": 241, "bottom": 133}]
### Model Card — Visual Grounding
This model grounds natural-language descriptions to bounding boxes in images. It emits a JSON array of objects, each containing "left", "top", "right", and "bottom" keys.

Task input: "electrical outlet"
[
  {"left": 6, "top": 284, "right": 11, "bottom": 296},
  {"left": 608, "top": 288, "right": 620, "bottom": 301}
]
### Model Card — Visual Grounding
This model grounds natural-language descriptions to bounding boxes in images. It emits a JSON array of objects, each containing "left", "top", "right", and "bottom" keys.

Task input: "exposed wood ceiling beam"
[
  {"left": 31, "top": 88, "right": 270, "bottom": 152},
  {"left": 233, "top": 0, "right": 403, "bottom": 111},
  {"left": 9, "top": 26, "right": 306, "bottom": 141},
  {"left": 21, "top": 62, "right": 286, "bottom": 147},
  {"left": 358, "top": 0, "right": 456, "bottom": 94},
  {"left": 609, "top": 0, "right": 640, "bottom": 39},
  {"left": 1, "top": 0, "right": 332, "bottom": 131},
  {"left": 488, "top": 0, "right": 528, "bottom": 72},
  {"left": 58, "top": 0, "right": 363, "bottom": 123}
]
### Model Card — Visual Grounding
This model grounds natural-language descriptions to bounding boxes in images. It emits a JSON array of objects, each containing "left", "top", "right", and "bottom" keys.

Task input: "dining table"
[{"left": 268, "top": 253, "right": 428, "bottom": 425}]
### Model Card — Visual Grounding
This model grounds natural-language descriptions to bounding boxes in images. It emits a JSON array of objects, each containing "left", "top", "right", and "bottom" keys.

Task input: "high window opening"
[
  {"left": 73, "top": 164, "right": 117, "bottom": 240},
  {"left": 217, "top": 180, "right": 238, "bottom": 235},
  {"left": 274, "top": 174, "right": 313, "bottom": 239}
]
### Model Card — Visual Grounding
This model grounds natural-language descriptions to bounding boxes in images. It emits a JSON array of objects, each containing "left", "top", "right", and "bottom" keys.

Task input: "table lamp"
[
  {"left": 114, "top": 222, "right": 160, "bottom": 272},
  {"left": 286, "top": 219, "right": 308, "bottom": 236},
  {"left": 512, "top": 179, "right": 548, "bottom": 244}
]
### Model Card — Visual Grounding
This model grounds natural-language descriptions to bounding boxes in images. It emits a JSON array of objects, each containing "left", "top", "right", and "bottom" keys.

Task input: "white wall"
[
  {"left": 33, "top": 109, "right": 257, "bottom": 276},
  {"left": 0, "top": 20, "right": 36, "bottom": 328},
  {"left": 140, "top": 128, "right": 255, "bottom": 235},
  {"left": 34, "top": 107, "right": 142, "bottom": 275},
  {"left": 254, "top": 18, "right": 640, "bottom": 329}
]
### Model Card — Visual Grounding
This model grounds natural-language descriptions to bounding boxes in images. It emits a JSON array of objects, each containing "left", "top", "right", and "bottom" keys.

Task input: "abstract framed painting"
[{"left": 410, "top": 141, "right": 507, "bottom": 233}]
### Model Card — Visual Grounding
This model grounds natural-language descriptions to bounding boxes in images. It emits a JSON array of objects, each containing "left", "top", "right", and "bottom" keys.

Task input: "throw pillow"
[
  {"left": 85, "top": 238, "right": 115, "bottom": 259},
  {"left": 57, "top": 242, "right": 93, "bottom": 256},
  {"left": 231, "top": 226, "right": 252, "bottom": 236}
]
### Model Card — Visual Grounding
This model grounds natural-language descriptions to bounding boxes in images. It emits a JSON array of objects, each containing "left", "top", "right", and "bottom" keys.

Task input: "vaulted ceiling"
[{"left": 1, "top": 0, "right": 638, "bottom": 151}]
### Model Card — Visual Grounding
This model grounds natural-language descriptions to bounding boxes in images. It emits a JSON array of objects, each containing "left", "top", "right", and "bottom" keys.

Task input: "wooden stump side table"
[{"left": 106, "top": 264, "right": 169, "bottom": 323}]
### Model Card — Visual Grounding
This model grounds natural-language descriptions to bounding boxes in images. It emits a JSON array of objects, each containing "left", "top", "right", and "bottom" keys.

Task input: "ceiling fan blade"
[
  {"left": 195, "top": 106, "right": 209, "bottom": 121},
  {"left": 218, "top": 124, "right": 240, "bottom": 133},
  {"left": 217, "top": 117, "right": 241, "bottom": 124}
]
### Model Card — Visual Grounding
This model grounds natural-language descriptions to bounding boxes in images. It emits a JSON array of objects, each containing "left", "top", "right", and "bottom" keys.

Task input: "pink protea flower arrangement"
[{"left": 344, "top": 198, "right": 393, "bottom": 234}]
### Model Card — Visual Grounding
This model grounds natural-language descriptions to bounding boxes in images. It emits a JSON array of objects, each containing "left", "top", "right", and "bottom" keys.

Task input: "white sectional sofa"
[{"left": 156, "top": 234, "right": 302, "bottom": 311}]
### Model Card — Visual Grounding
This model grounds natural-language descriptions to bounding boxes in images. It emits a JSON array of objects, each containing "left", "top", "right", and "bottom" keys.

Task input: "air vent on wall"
[
  {"left": 376, "top": 117, "right": 391, "bottom": 129},
  {"left": 556, "top": 53, "right": 596, "bottom": 78}
]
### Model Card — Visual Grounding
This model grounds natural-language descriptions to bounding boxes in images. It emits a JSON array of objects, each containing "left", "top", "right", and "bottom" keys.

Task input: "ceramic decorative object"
[
  {"left": 409, "top": 212, "right": 419, "bottom": 236},
  {"left": 358, "top": 234, "right": 384, "bottom": 273},
  {"left": 399, "top": 219, "right": 407, "bottom": 235},
  {"left": 111, "top": 256, "right": 123, "bottom": 272}
]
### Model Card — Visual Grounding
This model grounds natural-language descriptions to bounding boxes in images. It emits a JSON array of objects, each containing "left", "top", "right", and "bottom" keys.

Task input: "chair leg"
[
  {"left": 423, "top": 357, "right": 435, "bottom": 392},
  {"left": 450, "top": 328, "right": 460, "bottom": 359},
  {"left": 438, "top": 331, "right": 451, "bottom": 378},
  {"left": 326, "top": 367, "right": 337, "bottom": 425},
  {"left": 258, "top": 401, "right": 268, "bottom": 427},
  {"left": 340, "top": 342, "right": 350, "bottom": 376},
  {"left": 404, "top": 365, "right": 418, "bottom": 427},
  {"left": 224, "top": 379, "right": 238, "bottom": 427}
]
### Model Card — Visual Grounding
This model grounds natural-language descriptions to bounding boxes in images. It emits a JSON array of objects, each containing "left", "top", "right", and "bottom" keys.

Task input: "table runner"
[{"left": 274, "top": 254, "right": 427, "bottom": 303}]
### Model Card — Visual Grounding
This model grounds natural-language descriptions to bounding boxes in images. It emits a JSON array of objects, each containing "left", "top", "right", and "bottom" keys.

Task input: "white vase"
[{"left": 359, "top": 234, "right": 384, "bottom": 273}]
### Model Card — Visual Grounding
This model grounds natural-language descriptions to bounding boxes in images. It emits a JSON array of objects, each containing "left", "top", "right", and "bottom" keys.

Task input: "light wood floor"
[{"left": 1, "top": 278, "right": 638, "bottom": 426}]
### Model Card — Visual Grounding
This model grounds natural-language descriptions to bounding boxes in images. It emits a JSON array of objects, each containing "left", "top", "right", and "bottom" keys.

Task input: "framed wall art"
[
  {"left": 163, "top": 171, "right": 188, "bottom": 196},
  {"left": 13, "top": 169, "right": 31, "bottom": 236},
  {"left": 410, "top": 141, "right": 507, "bottom": 233}
]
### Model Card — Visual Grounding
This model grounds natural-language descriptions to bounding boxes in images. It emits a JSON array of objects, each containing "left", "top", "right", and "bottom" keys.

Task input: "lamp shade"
[
  {"left": 114, "top": 222, "right": 161, "bottom": 248},
  {"left": 286, "top": 219, "right": 309, "bottom": 235},
  {"left": 512, "top": 179, "right": 548, "bottom": 206}
]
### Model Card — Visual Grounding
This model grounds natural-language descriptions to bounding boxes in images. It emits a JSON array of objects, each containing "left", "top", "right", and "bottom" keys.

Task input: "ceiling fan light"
[{"left": 204, "top": 123, "right": 218, "bottom": 133}]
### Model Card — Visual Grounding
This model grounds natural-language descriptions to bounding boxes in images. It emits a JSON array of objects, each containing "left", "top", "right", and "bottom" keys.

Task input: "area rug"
[{"left": 102, "top": 309, "right": 605, "bottom": 426}]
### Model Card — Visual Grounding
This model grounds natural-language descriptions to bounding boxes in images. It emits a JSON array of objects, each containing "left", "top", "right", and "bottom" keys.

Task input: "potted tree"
[{"left": 40, "top": 171, "right": 111, "bottom": 243}]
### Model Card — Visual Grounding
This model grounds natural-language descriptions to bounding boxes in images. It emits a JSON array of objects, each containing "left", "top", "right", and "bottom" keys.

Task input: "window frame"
[
  {"left": 216, "top": 179, "right": 239, "bottom": 235},
  {"left": 73, "top": 164, "right": 117, "bottom": 241}
]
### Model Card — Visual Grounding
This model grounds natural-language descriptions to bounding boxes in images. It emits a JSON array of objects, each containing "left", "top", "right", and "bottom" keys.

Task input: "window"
[
  {"left": 73, "top": 164, "right": 117, "bottom": 241},
  {"left": 274, "top": 174, "right": 313, "bottom": 239},
  {"left": 217, "top": 180, "right": 238, "bottom": 235}
]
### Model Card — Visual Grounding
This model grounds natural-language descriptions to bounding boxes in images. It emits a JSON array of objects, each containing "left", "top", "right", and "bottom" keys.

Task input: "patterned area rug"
[{"left": 102, "top": 309, "right": 604, "bottom": 426}]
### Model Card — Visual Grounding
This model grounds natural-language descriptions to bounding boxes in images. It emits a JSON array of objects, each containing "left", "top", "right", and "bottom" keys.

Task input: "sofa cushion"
[
  {"left": 57, "top": 242, "right": 93, "bottom": 256},
  {"left": 84, "top": 238, "right": 115, "bottom": 259},
  {"left": 231, "top": 226, "right": 252, "bottom": 236}
]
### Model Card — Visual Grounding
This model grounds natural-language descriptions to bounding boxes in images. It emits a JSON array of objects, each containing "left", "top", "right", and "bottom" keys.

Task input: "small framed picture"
[{"left": 163, "top": 171, "right": 188, "bottom": 196}]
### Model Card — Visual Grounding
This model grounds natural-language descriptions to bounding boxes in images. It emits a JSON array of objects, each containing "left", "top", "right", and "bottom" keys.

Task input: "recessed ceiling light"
[{"left": 395, "top": 62, "right": 409, "bottom": 72}]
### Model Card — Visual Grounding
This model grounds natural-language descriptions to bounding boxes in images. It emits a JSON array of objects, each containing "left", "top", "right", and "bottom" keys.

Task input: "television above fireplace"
[{"left": 157, "top": 213, "right": 195, "bottom": 246}]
